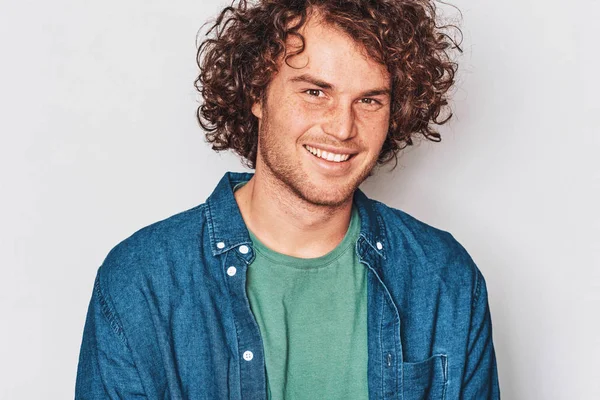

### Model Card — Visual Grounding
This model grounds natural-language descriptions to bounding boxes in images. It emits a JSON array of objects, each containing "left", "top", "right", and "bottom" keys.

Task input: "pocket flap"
[{"left": 403, "top": 354, "right": 448, "bottom": 400}]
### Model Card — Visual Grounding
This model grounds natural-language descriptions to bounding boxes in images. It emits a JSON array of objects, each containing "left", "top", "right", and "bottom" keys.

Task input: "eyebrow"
[
  {"left": 290, "top": 74, "right": 334, "bottom": 90},
  {"left": 289, "top": 73, "right": 391, "bottom": 97}
]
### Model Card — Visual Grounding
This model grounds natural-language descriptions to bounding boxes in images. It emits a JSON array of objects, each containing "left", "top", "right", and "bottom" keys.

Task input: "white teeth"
[{"left": 304, "top": 145, "right": 352, "bottom": 163}]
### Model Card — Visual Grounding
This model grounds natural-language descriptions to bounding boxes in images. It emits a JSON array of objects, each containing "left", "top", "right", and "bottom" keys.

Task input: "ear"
[{"left": 251, "top": 99, "right": 263, "bottom": 119}]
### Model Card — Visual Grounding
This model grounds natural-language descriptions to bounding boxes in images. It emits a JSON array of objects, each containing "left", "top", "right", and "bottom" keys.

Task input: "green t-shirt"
[{"left": 237, "top": 185, "right": 368, "bottom": 399}]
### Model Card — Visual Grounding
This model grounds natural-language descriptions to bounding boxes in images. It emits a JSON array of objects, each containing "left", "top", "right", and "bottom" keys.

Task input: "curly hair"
[{"left": 195, "top": 0, "right": 462, "bottom": 169}]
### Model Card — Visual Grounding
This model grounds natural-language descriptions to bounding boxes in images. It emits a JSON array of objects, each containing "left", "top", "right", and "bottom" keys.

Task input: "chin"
[
  {"left": 293, "top": 180, "right": 357, "bottom": 208},
  {"left": 259, "top": 148, "right": 372, "bottom": 207}
]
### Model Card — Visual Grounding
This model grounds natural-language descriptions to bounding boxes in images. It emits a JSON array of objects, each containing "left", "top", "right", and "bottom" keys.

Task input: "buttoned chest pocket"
[{"left": 402, "top": 354, "right": 448, "bottom": 400}]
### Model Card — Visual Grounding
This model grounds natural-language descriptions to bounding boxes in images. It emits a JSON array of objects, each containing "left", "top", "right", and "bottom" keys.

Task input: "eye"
[
  {"left": 305, "top": 89, "right": 323, "bottom": 97},
  {"left": 359, "top": 98, "right": 380, "bottom": 105}
]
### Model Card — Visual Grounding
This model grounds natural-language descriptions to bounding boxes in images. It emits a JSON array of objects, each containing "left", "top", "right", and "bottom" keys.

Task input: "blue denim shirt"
[{"left": 76, "top": 171, "right": 500, "bottom": 399}]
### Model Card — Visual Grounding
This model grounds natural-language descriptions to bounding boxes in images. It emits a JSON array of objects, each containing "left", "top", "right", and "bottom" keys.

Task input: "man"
[{"left": 76, "top": 0, "right": 500, "bottom": 399}]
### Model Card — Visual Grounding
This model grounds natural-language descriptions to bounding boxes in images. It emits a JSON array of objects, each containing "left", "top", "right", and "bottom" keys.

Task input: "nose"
[{"left": 322, "top": 102, "right": 357, "bottom": 141}]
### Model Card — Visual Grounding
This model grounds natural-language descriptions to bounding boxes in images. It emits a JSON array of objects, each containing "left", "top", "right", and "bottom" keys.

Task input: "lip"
[
  {"left": 303, "top": 143, "right": 359, "bottom": 156},
  {"left": 302, "top": 144, "right": 357, "bottom": 176}
]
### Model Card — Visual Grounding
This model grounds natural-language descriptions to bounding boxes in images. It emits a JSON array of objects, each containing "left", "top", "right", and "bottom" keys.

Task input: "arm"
[
  {"left": 460, "top": 269, "right": 501, "bottom": 399},
  {"left": 75, "top": 269, "right": 147, "bottom": 399}
]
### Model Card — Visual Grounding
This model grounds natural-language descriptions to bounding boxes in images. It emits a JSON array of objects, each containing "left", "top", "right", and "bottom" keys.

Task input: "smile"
[{"left": 303, "top": 145, "right": 353, "bottom": 163}]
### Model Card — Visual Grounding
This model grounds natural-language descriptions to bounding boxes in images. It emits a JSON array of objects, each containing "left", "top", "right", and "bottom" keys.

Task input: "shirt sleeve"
[
  {"left": 460, "top": 268, "right": 501, "bottom": 399},
  {"left": 75, "top": 268, "right": 148, "bottom": 399}
]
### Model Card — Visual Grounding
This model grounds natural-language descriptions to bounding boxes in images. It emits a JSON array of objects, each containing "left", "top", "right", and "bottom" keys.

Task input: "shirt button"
[
  {"left": 238, "top": 245, "right": 250, "bottom": 254},
  {"left": 242, "top": 350, "right": 254, "bottom": 361},
  {"left": 226, "top": 266, "right": 237, "bottom": 277},
  {"left": 376, "top": 241, "right": 383, "bottom": 250},
  {"left": 216, "top": 241, "right": 225, "bottom": 249}
]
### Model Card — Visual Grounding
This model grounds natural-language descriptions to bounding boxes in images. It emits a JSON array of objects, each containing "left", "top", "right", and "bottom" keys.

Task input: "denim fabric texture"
[{"left": 75, "top": 171, "right": 500, "bottom": 399}]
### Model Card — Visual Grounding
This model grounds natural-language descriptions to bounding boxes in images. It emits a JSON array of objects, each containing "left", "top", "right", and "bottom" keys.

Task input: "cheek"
[
  {"left": 376, "top": 120, "right": 390, "bottom": 145},
  {"left": 273, "top": 98, "right": 320, "bottom": 134},
  {"left": 361, "top": 114, "right": 391, "bottom": 149}
]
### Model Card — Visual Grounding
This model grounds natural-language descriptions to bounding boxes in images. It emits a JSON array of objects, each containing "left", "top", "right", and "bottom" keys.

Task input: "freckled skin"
[{"left": 252, "top": 17, "right": 391, "bottom": 208}]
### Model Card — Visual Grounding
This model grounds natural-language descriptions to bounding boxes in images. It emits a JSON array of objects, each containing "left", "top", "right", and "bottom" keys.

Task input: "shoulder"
[
  {"left": 372, "top": 199, "right": 483, "bottom": 287},
  {"left": 96, "top": 202, "right": 209, "bottom": 300}
]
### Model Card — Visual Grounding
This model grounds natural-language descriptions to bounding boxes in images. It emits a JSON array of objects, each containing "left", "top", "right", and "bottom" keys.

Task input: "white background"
[{"left": 0, "top": 0, "right": 598, "bottom": 398}]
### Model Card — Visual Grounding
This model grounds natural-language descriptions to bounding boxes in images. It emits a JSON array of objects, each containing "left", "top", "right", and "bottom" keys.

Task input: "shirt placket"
[
  {"left": 221, "top": 243, "right": 267, "bottom": 400},
  {"left": 358, "top": 237, "right": 402, "bottom": 400}
]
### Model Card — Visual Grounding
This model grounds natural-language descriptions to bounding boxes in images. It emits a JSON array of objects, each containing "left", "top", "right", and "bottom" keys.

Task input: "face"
[{"left": 252, "top": 16, "right": 391, "bottom": 207}]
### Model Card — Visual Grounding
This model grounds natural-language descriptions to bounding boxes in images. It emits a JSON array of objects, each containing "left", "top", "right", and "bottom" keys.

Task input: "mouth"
[{"left": 303, "top": 144, "right": 356, "bottom": 163}]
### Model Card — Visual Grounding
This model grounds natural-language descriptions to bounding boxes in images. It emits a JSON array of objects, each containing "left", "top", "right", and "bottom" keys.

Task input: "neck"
[{"left": 234, "top": 169, "right": 354, "bottom": 259}]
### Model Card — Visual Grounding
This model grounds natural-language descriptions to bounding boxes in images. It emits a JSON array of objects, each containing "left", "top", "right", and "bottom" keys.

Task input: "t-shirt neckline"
[{"left": 233, "top": 180, "right": 361, "bottom": 269}]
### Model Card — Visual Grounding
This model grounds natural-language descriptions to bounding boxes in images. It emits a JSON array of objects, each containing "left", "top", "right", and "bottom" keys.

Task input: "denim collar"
[{"left": 205, "top": 171, "right": 386, "bottom": 259}]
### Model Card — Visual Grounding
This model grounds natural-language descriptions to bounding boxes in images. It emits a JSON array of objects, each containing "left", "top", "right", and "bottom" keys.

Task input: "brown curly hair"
[{"left": 195, "top": 0, "right": 462, "bottom": 169}]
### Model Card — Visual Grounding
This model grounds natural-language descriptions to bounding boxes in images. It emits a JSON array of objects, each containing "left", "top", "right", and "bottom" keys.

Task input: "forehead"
[{"left": 278, "top": 16, "right": 390, "bottom": 91}]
